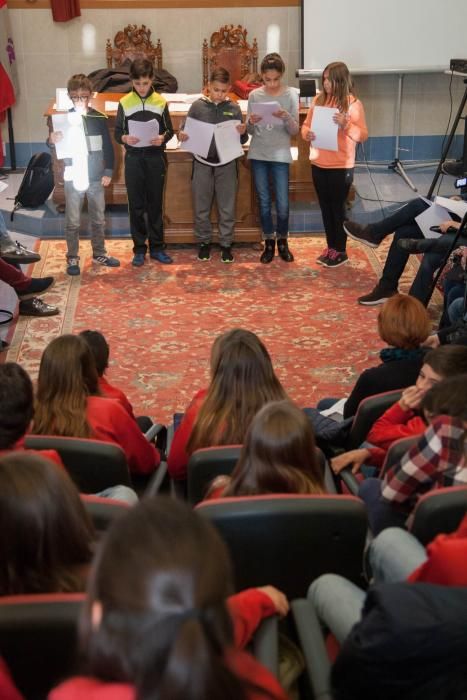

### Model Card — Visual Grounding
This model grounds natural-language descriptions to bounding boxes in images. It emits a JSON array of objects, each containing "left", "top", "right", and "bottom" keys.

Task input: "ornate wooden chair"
[
  {"left": 202, "top": 24, "right": 258, "bottom": 87},
  {"left": 106, "top": 24, "right": 163, "bottom": 70}
]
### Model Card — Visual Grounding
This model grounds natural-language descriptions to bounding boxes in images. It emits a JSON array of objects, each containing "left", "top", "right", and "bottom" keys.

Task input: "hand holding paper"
[
  {"left": 250, "top": 101, "right": 283, "bottom": 126},
  {"left": 128, "top": 119, "right": 159, "bottom": 148}
]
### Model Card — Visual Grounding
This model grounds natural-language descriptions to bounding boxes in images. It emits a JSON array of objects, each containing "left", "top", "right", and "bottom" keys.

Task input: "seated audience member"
[
  {"left": 308, "top": 516, "right": 467, "bottom": 699},
  {"left": 0, "top": 452, "right": 94, "bottom": 595},
  {"left": 344, "top": 198, "right": 466, "bottom": 305},
  {"left": 342, "top": 294, "right": 430, "bottom": 419},
  {"left": 208, "top": 400, "right": 325, "bottom": 499},
  {"left": 332, "top": 345, "right": 467, "bottom": 475},
  {"left": 49, "top": 497, "right": 289, "bottom": 700},
  {"left": 79, "top": 329, "right": 153, "bottom": 433},
  {"left": 32, "top": 334, "right": 160, "bottom": 476},
  {"left": 0, "top": 362, "right": 62, "bottom": 466},
  {"left": 0, "top": 210, "right": 40, "bottom": 264},
  {"left": 359, "top": 374, "right": 467, "bottom": 534},
  {"left": 168, "top": 329, "right": 287, "bottom": 481},
  {"left": 0, "top": 257, "right": 58, "bottom": 317}
]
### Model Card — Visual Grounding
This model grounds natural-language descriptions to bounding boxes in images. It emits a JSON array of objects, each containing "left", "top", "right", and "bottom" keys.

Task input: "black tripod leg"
[{"left": 422, "top": 212, "right": 467, "bottom": 307}]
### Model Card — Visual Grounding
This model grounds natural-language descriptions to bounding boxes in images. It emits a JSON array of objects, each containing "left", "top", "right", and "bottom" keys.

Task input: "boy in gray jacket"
[{"left": 179, "top": 68, "right": 248, "bottom": 263}]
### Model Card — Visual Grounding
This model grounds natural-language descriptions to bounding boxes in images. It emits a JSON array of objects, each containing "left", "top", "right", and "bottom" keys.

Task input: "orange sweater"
[{"left": 301, "top": 96, "right": 368, "bottom": 169}]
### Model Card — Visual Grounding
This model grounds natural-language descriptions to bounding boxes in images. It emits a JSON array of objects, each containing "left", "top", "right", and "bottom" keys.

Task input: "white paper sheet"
[
  {"left": 0, "top": 181, "right": 8, "bottom": 193},
  {"left": 237, "top": 100, "right": 249, "bottom": 113},
  {"left": 320, "top": 398, "right": 347, "bottom": 417},
  {"left": 55, "top": 88, "right": 73, "bottom": 111},
  {"left": 165, "top": 134, "right": 179, "bottom": 150},
  {"left": 434, "top": 196, "right": 467, "bottom": 220},
  {"left": 214, "top": 120, "right": 243, "bottom": 163},
  {"left": 161, "top": 93, "right": 204, "bottom": 104},
  {"left": 51, "top": 113, "right": 77, "bottom": 159},
  {"left": 310, "top": 106, "right": 339, "bottom": 152},
  {"left": 179, "top": 117, "right": 214, "bottom": 158},
  {"left": 415, "top": 203, "right": 450, "bottom": 239},
  {"left": 168, "top": 102, "right": 190, "bottom": 113},
  {"left": 128, "top": 119, "right": 159, "bottom": 147},
  {"left": 250, "top": 101, "right": 282, "bottom": 126},
  {"left": 104, "top": 101, "right": 119, "bottom": 112}
]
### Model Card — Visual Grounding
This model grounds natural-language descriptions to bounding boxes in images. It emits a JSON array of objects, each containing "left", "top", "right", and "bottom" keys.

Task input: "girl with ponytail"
[{"left": 49, "top": 497, "right": 288, "bottom": 700}]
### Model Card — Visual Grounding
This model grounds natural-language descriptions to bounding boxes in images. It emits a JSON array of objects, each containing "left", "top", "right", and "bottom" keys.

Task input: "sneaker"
[
  {"left": 132, "top": 253, "right": 145, "bottom": 267},
  {"left": 358, "top": 284, "right": 397, "bottom": 306},
  {"left": 16, "top": 276, "right": 55, "bottom": 300},
  {"left": 66, "top": 257, "right": 80, "bottom": 276},
  {"left": 277, "top": 238, "right": 294, "bottom": 262},
  {"left": 321, "top": 249, "right": 349, "bottom": 268},
  {"left": 343, "top": 221, "right": 379, "bottom": 248},
  {"left": 1, "top": 240, "right": 41, "bottom": 265},
  {"left": 221, "top": 246, "right": 234, "bottom": 263},
  {"left": 150, "top": 249, "right": 173, "bottom": 264},
  {"left": 197, "top": 244, "right": 211, "bottom": 261},
  {"left": 18, "top": 297, "right": 59, "bottom": 316},
  {"left": 441, "top": 159, "right": 464, "bottom": 177},
  {"left": 93, "top": 255, "right": 120, "bottom": 268},
  {"left": 316, "top": 247, "right": 330, "bottom": 265}
]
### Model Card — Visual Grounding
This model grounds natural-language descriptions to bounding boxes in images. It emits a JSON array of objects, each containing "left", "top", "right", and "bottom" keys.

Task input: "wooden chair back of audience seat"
[
  {"left": 196, "top": 494, "right": 368, "bottom": 599},
  {"left": 81, "top": 493, "right": 130, "bottom": 533},
  {"left": 346, "top": 390, "right": 403, "bottom": 450},
  {"left": 187, "top": 445, "right": 242, "bottom": 505},
  {"left": 106, "top": 24, "right": 163, "bottom": 69},
  {"left": 24, "top": 435, "right": 132, "bottom": 493},
  {"left": 410, "top": 486, "right": 467, "bottom": 546},
  {"left": 202, "top": 24, "right": 258, "bottom": 87},
  {"left": 0, "top": 593, "right": 85, "bottom": 699}
]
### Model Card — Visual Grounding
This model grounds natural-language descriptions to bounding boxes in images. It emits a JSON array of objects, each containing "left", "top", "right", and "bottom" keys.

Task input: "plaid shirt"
[{"left": 382, "top": 415, "right": 467, "bottom": 523}]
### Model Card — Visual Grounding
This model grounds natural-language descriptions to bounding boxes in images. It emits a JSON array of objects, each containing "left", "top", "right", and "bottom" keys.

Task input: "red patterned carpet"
[{"left": 6, "top": 237, "right": 442, "bottom": 423}]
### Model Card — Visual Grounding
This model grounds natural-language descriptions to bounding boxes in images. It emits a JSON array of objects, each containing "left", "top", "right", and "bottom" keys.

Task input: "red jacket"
[
  {"left": 407, "top": 513, "right": 467, "bottom": 585},
  {"left": 4, "top": 440, "right": 64, "bottom": 468},
  {"left": 167, "top": 389, "right": 207, "bottom": 480},
  {"left": 86, "top": 396, "right": 159, "bottom": 475},
  {"left": 366, "top": 402, "right": 426, "bottom": 469},
  {"left": 98, "top": 377, "right": 135, "bottom": 419},
  {"left": 49, "top": 588, "right": 286, "bottom": 700}
]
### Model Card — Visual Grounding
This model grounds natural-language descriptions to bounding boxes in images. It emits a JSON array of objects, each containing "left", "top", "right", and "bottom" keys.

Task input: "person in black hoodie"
[{"left": 179, "top": 67, "right": 248, "bottom": 264}]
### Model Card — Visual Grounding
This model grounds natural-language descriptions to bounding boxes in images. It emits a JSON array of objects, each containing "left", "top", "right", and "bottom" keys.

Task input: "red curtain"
[{"left": 51, "top": 0, "right": 81, "bottom": 22}]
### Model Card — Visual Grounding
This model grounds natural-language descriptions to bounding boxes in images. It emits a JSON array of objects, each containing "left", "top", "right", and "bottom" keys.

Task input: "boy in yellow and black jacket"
[{"left": 115, "top": 58, "right": 174, "bottom": 266}]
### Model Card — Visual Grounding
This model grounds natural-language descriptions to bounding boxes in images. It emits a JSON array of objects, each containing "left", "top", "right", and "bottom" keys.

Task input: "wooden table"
[{"left": 45, "top": 92, "right": 317, "bottom": 244}]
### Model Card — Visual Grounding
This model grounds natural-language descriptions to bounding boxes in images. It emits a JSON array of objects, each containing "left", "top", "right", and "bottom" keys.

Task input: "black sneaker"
[
  {"left": 358, "top": 284, "right": 397, "bottom": 306},
  {"left": 16, "top": 276, "right": 55, "bottom": 300},
  {"left": 221, "top": 246, "right": 234, "bottom": 263},
  {"left": 1, "top": 240, "right": 41, "bottom": 265},
  {"left": 316, "top": 247, "right": 330, "bottom": 265},
  {"left": 18, "top": 297, "right": 59, "bottom": 316},
  {"left": 343, "top": 221, "right": 379, "bottom": 248},
  {"left": 197, "top": 244, "right": 211, "bottom": 261},
  {"left": 321, "top": 249, "right": 349, "bottom": 268}
]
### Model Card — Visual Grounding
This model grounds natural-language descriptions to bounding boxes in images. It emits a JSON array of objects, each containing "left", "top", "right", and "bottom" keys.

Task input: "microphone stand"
[{"left": 422, "top": 210, "right": 467, "bottom": 307}]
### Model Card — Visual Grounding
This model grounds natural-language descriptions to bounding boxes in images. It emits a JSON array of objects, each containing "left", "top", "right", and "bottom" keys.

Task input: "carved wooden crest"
[
  {"left": 106, "top": 24, "right": 163, "bottom": 70},
  {"left": 202, "top": 25, "right": 258, "bottom": 87}
]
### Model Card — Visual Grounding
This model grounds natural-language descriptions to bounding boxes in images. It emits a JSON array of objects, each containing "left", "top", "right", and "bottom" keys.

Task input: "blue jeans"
[
  {"left": 250, "top": 159, "right": 289, "bottom": 238},
  {"left": 368, "top": 527, "right": 427, "bottom": 583},
  {"left": 449, "top": 296, "right": 467, "bottom": 324}
]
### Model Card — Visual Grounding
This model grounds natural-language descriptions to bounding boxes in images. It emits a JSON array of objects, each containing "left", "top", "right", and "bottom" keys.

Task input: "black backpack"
[{"left": 11, "top": 152, "right": 54, "bottom": 220}]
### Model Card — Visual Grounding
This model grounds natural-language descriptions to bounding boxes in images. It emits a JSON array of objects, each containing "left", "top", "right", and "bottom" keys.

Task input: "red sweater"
[
  {"left": 167, "top": 389, "right": 207, "bottom": 480},
  {"left": 366, "top": 402, "right": 426, "bottom": 469},
  {"left": 98, "top": 377, "right": 135, "bottom": 419},
  {"left": 49, "top": 588, "right": 286, "bottom": 700},
  {"left": 86, "top": 396, "right": 159, "bottom": 475},
  {"left": 407, "top": 513, "right": 467, "bottom": 585},
  {"left": 4, "top": 440, "right": 64, "bottom": 468}
]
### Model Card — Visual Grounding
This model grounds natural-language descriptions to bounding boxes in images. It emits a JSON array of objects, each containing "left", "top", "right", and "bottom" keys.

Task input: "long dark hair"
[
  {"left": 81, "top": 498, "right": 252, "bottom": 700},
  {"left": 223, "top": 400, "right": 325, "bottom": 497},
  {"left": 0, "top": 452, "right": 94, "bottom": 595},
  {"left": 187, "top": 329, "right": 287, "bottom": 454},
  {"left": 33, "top": 334, "right": 100, "bottom": 438}
]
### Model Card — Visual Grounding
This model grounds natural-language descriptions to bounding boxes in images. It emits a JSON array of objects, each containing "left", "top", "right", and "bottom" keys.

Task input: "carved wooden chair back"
[
  {"left": 202, "top": 24, "right": 258, "bottom": 87},
  {"left": 106, "top": 24, "right": 163, "bottom": 70}
]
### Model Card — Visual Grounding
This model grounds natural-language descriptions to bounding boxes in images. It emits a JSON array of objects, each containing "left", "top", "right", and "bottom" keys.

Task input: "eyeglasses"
[{"left": 70, "top": 95, "right": 90, "bottom": 103}]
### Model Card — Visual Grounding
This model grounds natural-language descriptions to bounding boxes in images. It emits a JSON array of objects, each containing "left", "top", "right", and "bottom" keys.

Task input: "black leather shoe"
[
  {"left": 0, "top": 240, "right": 41, "bottom": 265},
  {"left": 260, "top": 239, "right": 275, "bottom": 264},
  {"left": 16, "top": 277, "right": 55, "bottom": 300},
  {"left": 277, "top": 238, "right": 294, "bottom": 262},
  {"left": 18, "top": 297, "right": 59, "bottom": 316}
]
